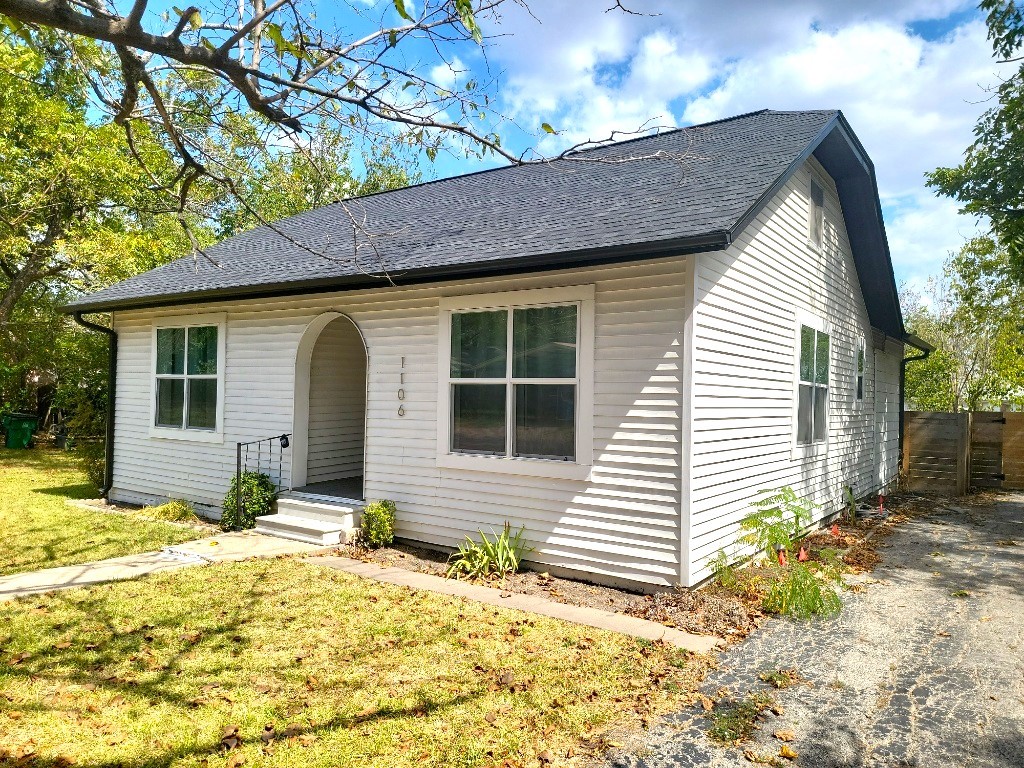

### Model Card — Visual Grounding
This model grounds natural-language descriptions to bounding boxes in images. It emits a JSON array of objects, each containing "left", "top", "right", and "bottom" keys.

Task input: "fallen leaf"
[
  {"left": 226, "top": 753, "right": 244, "bottom": 768},
  {"left": 779, "top": 744, "right": 798, "bottom": 760},
  {"left": 537, "top": 750, "right": 553, "bottom": 764},
  {"left": 773, "top": 730, "right": 796, "bottom": 742},
  {"left": 54, "top": 642, "right": 72, "bottom": 650},
  {"left": 700, "top": 696, "right": 715, "bottom": 711}
]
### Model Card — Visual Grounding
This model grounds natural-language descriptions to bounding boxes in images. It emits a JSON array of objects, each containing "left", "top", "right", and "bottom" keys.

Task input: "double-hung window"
[
  {"left": 438, "top": 286, "right": 594, "bottom": 477},
  {"left": 152, "top": 317, "right": 225, "bottom": 438},
  {"left": 797, "top": 323, "right": 829, "bottom": 446}
]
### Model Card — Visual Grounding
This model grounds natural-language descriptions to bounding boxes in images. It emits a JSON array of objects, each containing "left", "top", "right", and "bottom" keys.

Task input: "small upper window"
[
  {"left": 809, "top": 179, "right": 825, "bottom": 248},
  {"left": 856, "top": 339, "right": 865, "bottom": 401},
  {"left": 155, "top": 325, "right": 219, "bottom": 430},
  {"left": 797, "top": 324, "right": 829, "bottom": 445}
]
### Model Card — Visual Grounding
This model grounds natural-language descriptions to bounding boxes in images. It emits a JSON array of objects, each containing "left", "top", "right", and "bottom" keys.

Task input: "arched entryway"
[{"left": 291, "top": 313, "right": 367, "bottom": 500}]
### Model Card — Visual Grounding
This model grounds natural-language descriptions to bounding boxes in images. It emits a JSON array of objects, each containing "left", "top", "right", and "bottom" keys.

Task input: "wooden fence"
[{"left": 903, "top": 410, "right": 1024, "bottom": 494}]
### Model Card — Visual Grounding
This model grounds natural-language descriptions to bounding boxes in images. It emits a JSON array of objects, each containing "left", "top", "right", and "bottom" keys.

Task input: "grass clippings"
[
  {"left": 707, "top": 692, "right": 776, "bottom": 744},
  {"left": 0, "top": 447, "right": 203, "bottom": 576},
  {"left": 757, "top": 669, "right": 801, "bottom": 690},
  {"left": 0, "top": 558, "right": 710, "bottom": 768}
]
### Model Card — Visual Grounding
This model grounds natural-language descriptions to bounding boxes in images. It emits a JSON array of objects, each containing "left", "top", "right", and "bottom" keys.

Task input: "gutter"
[
  {"left": 72, "top": 312, "right": 117, "bottom": 499},
  {"left": 898, "top": 332, "right": 933, "bottom": 477}
]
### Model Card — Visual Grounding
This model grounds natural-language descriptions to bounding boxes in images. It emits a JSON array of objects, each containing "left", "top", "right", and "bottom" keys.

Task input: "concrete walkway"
[
  {"left": 314, "top": 555, "right": 722, "bottom": 654},
  {"left": 0, "top": 531, "right": 323, "bottom": 602},
  {"left": 608, "top": 493, "right": 1024, "bottom": 768}
]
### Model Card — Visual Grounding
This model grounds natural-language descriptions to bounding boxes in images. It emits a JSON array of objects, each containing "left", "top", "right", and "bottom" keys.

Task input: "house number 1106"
[{"left": 398, "top": 356, "right": 406, "bottom": 416}]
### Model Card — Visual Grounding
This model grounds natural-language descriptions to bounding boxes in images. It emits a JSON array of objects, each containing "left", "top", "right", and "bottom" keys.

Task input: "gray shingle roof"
[{"left": 67, "top": 109, "right": 842, "bottom": 313}]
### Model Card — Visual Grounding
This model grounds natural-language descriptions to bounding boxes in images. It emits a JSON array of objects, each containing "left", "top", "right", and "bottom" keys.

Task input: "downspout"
[
  {"left": 72, "top": 312, "right": 117, "bottom": 499},
  {"left": 898, "top": 335, "right": 933, "bottom": 474}
]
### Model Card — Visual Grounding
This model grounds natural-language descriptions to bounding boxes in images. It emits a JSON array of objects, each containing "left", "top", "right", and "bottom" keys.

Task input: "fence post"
[{"left": 956, "top": 411, "right": 971, "bottom": 496}]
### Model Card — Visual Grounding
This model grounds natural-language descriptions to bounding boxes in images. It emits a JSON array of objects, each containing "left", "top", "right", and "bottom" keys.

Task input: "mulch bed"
[{"left": 341, "top": 492, "right": 934, "bottom": 643}]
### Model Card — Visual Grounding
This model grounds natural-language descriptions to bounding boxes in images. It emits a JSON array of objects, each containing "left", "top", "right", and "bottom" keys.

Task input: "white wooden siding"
[
  {"left": 686, "top": 157, "right": 904, "bottom": 582},
  {"left": 110, "top": 257, "right": 689, "bottom": 587},
  {"left": 306, "top": 318, "right": 366, "bottom": 483}
]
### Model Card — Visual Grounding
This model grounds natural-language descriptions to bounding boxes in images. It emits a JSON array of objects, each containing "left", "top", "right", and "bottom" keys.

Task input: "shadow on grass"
[
  {"left": 2, "top": 565, "right": 482, "bottom": 768},
  {"left": 33, "top": 483, "right": 98, "bottom": 500}
]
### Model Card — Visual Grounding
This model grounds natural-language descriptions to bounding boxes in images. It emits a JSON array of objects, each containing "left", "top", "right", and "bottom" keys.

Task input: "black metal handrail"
[{"left": 235, "top": 434, "right": 291, "bottom": 522}]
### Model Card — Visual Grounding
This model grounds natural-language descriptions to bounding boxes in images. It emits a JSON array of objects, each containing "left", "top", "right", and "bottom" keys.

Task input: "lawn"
[
  {"left": 0, "top": 559, "right": 709, "bottom": 768},
  {"left": 0, "top": 447, "right": 205, "bottom": 577}
]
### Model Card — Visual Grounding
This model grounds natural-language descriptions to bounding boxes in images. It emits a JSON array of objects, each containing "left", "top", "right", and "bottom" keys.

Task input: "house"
[{"left": 64, "top": 109, "right": 929, "bottom": 589}]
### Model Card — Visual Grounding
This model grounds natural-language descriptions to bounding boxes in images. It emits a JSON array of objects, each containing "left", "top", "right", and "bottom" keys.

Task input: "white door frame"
[{"left": 290, "top": 312, "right": 368, "bottom": 489}]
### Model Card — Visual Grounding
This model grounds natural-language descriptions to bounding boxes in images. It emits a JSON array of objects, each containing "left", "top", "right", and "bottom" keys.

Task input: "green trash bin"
[{"left": 2, "top": 412, "right": 38, "bottom": 449}]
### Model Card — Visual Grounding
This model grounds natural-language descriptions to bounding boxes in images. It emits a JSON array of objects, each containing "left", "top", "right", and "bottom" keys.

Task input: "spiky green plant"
[
  {"left": 446, "top": 523, "right": 532, "bottom": 581},
  {"left": 762, "top": 562, "right": 842, "bottom": 619}
]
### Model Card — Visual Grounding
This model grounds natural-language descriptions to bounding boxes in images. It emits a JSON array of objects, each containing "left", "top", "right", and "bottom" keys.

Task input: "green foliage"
[
  {"left": 143, "top": 498, "right": 199, "bottom": 523},
  {"left": 740, "top": 487, "right": 816, "bottom": 557},
  {"left": 221, "top": 472, "right": 276, "bottom": 531},
  {"left": 360, "top": 499, "right": 397, "bottom": 549},
  {"left": 707, "top": 692, "right": 776, "bottom": 744},
  {"left": 74, "top": 440, "right": 106, "bottom": 492},
  {"left": 927, "top": 1, "right": 1024, "bottom": 279},
  {"left": 446, "top": 523, "right": 531, "bottom": 581},
  {"left": 762, "top": 562, "right": 842, "bottom": 619},
  {"left": 902, "top": 237, "right": 1024, "bottom": 411},
  {"left": 709, "top": 549, "right": 739, "bottom": 590}
]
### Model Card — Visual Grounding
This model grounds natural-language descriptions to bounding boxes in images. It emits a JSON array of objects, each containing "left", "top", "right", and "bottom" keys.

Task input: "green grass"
[
  {"left": 0, "top": 447, "right": 204, "bottom": 576},
  {"left": 0, "top": 559, "right": 707, "bottom": 767}
]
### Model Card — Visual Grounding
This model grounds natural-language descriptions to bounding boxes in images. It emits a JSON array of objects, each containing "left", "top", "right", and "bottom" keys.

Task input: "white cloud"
[
  {"left": 475, "top": 1, "right": 1006, "bottom": 284},
  {"left": 884, "top": 192, "right": 984, "bottom": 286}
]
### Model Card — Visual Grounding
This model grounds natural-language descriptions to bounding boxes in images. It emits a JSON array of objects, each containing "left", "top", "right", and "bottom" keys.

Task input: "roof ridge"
[{"left": 322, "top": 108, "right": 817, "bottom": 208}]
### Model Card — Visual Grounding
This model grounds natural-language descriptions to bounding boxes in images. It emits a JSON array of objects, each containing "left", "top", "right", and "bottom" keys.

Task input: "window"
[
  {"left": 797, "top": 324, "right": 829, "bottom": 445},
  {"left": 450, "top": 304, "right": 578, "bottom": 460},
  {"left": 809, "top": 179, "right": 825, "bottom": 248},
  {"left": 153, "top": 322, "right": 222, "bottom": 434},
  {"left": 437, "top": 286, "right": 594, "bottom": 478},
  {"left": 856, "top": 338, "right": 865, "bottom": 401}
]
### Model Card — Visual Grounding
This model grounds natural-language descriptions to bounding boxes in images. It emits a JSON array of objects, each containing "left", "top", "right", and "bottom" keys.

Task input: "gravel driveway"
[{"left": 610, "top": 493, "right": 1024, "bottom": 768}]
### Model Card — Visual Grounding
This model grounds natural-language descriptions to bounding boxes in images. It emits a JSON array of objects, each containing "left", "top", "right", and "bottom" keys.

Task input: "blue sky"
[{"left": 383, "top": 0, "right": 1012, "bottom": 292}]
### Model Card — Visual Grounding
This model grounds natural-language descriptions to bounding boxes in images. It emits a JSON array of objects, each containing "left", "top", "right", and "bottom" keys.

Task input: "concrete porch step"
[
  {"left": 254, "top": 513, "right": 356, "bottom": 546},
  {"left": 276, "top": 494, "right": 361, "bottom": 527}
]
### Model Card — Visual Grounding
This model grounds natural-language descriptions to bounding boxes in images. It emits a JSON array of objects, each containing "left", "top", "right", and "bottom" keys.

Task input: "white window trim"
[
  {"left": 149, "top": 312, "right": 227, "bottom": 443},
  {"left": 807, "top": 175, "right": 825, "bottom": 252},
  {"left": 436, "top": 285, "right": 595, "bottom": 481},
  {"left": 855, "top": 335, "right": 866, "bottom": 408},
  {"left": 792, "top": 309, "right": 829, "bottom": 460}
]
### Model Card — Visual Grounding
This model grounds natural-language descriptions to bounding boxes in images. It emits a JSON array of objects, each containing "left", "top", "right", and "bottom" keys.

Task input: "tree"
[
  {"left": 0, "top": 1, "right": 521, "bottom": 216},
  {"left": 927, "top": 0, "right": 1024, "bottom": 280},
  {"left": 902, "top": 237, "right": 1024, "bottom": 412},
  {"left": 0, "top": 29, "right": 414, "bottom": 422}
]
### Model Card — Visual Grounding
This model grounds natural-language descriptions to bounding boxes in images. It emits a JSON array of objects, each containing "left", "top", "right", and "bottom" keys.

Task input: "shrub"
[
  {"left": 762, "top": 562, "right": 842, "bottom": 619},
  {"left": 76, "top": 440, "right": 106, "bottom": 493},
  {"left": 221, "top": 471, "right": 276, "bottom": 531},
  {"left": 144, "top": 498, "right": 199, "bottom": 523},
  {"left": 446, "top": 523, "right": 531, "bottom": 581},
  {"left": 740, "top": 486, "right": 817, "bottom": 557},
  {"left": 360, "top": 499, "right": 397, "bottom": 548}
]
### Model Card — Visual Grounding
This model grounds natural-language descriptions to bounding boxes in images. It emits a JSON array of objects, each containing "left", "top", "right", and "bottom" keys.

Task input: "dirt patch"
[
  {"left": 347, "top": 542, "right": 754, "bottom": 640},
  {"left": 624, "top": 586, "right": 761, "bottom": 639},
  {"left": 343, "top": 493, "right": 934, "bottom": 643}
]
